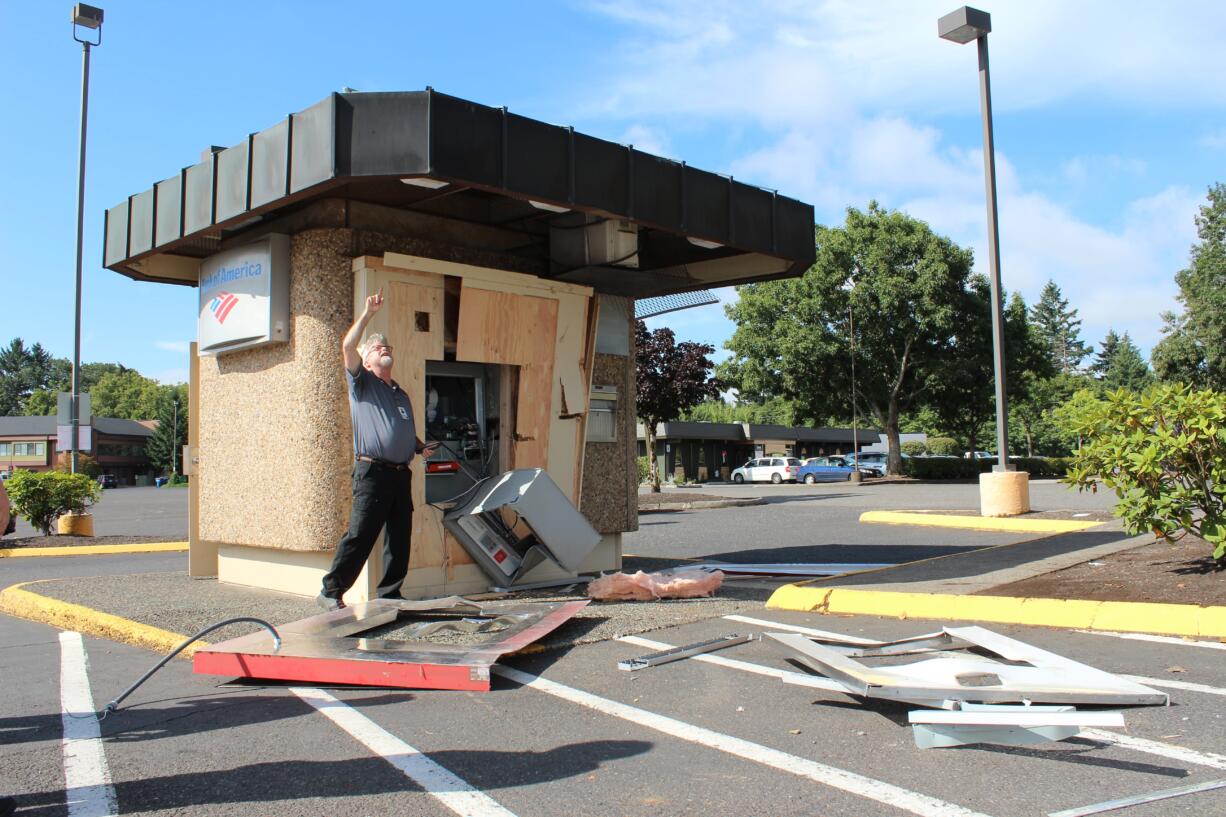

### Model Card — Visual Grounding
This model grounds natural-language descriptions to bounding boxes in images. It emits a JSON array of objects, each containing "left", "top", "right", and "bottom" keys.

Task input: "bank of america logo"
[{"left": 209, "top": 291, "right": 239, "bottom": 324}]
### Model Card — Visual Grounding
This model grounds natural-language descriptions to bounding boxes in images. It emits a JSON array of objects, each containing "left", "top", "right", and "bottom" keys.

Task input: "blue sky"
[{"left": 2, "top": 1, "right": 1223, "bottom": 384}]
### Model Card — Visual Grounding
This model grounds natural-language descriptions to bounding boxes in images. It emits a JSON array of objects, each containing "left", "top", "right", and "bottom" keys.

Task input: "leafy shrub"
[
  {"left": 636, "top": 456, "right": 651, "bottom": 484},
  {"left": 5, "top": 470, "right": 101, "bottom": 535},
  {"left": 1063, "top": 384, "right": 1226, "bottom": 561},
  {"left": 902, "top": 458, "right": 985, "bottom": 479},
  {"left": 53, "top": 452, "right": 101, "bottom": 478},
  {"left": 900, "top": 441, "right": 928, "bottom": 457},
  {"left": 902, "top": 456, "right": 1072, "bottom": 480},
  {"left": 926, "top": 436, "right": 961, "bottom": 456}
]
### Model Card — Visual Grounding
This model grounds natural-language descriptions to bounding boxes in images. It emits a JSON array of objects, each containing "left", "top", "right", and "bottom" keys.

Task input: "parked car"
[
  {"left": 98, "top": 474, "right": 117, "bottom": 489},
  {"left": 731, "top": 457, "right": 801, "bottom": 484},
  {"left": 964, "top": 451, "right": 994, "bottom": 460},
  {"left": 843, "top": 451, "right": 888, "bottom": 476},
  {"left": 796, "top": 457, "right": 855, "bottom": 483}
]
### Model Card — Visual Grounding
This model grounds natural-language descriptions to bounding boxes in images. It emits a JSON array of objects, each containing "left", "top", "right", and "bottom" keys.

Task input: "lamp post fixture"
[
  {"left": 938, "top": 5, "right": 1012, "bottom": 472},
  {"left": 69, "top": 3, "right": 104, "bottom": 475}
]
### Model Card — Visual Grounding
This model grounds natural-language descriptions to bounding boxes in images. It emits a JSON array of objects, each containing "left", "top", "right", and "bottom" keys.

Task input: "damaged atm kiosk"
[{"left": 100, "top": 89, "right": 816, "bottom": 601}]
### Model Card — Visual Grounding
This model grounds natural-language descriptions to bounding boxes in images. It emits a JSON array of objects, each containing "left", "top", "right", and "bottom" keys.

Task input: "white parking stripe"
[
  {"left": 1075, "top": 630, "right": 1226, "bottom": 651},
  {"left": 616, "top": 635, "right": 848, "bottom": 692},
  {"left": 291, "top": 687, "right": 518, "bottom": 817},
  {"left": 493, "top": 665, "right": 993, "bottom": 817},
  {"left": 59, "top": 631, "right": 117, "bottom": 817},
  {"left": 1081, "top": 730, "right": 1226, "bottom": 771},
  {"left": 1122, "top": 675, "right": 1226, "bottom": 698},
  {"left": 723, "top": 614, "right": 879, "bottom": 640}
]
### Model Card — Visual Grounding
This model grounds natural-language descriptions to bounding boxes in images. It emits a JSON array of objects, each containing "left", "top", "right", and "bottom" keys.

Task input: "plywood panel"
[
  {"left": 456, "top": 286, "right": 558, "bottom": 366},
  {"left": 457, "top": 284, "right": 558, "bottom": 471}
]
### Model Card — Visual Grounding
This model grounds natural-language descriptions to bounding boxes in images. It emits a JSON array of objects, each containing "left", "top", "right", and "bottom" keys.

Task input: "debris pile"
[{"left": 768, "top": 625, "right": 1168, "bottom": 749}]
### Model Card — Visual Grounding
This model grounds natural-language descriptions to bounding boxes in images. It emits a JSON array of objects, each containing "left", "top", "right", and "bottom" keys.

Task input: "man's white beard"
[{"left": 379, "top": 354, "right": 393, "bottom": 369}]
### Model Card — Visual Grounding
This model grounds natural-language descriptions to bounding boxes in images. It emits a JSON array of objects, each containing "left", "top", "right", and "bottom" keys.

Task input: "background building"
[
  {"left": 0, "top": 415, "right": 154, "bottom": 484},
  {"left": 638, "top": 421, "right": 878, "bottom": 482}
]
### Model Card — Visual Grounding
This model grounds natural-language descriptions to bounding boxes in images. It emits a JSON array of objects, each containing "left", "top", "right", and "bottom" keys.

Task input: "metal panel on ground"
[{"left": 193, "top": 596, "right": 588, "bottom": 691}]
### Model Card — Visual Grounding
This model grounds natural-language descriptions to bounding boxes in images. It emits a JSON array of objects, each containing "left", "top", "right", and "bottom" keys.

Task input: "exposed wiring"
[{"left": 73, "top": 617, "right": 281, "bottom": 721}]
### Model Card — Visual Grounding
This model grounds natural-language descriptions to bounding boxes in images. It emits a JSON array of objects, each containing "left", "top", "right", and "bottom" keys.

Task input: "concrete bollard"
[{"left": 979, "top": 470, "right": 1030, "bottom": 517}]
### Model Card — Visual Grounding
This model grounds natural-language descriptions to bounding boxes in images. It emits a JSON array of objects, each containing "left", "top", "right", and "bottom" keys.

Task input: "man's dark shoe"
[
  {"left": 315, "top": 593, "right": 345, "bottom": 611},
  {"left": 0, "top": 795, "right": 17, "bottom": 817}
]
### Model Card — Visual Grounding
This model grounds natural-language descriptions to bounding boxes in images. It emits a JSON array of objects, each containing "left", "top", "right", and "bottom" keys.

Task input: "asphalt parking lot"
[
  {"left": 6, "top": 599, "right": 1226, "bottom": 816},
  {"left": 6, "top": 480, "right": 1226, "bottom": 816}
]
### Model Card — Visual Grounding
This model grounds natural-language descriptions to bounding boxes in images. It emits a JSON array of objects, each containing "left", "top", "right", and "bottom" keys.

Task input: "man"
[{"left": 318, "top": 289, "right": 437, "bottom": 610}]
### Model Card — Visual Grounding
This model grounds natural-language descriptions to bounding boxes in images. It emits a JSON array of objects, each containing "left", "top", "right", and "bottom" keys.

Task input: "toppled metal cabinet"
[{"left": 444, "top": 468, "right": 602, "bottom": 588}]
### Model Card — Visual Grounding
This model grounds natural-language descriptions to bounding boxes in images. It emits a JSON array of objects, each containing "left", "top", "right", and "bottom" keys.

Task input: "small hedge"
[
  {"left": 902, "top": 456, "right": 1073, "bottom": 480},
  {"left": 636, "top": 456, "right": 651, "bottom": 484}
]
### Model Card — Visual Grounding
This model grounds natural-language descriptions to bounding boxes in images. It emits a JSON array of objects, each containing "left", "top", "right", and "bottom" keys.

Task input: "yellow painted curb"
[
  {"left": 0, "top": 582, "right": 203, "bottom": 657},
  {"left": 0, "top": 541, "right": 188, "bottom": 558},
  {"left": 765, "top": 585, "right": 1226, "bottom": 639},
  {"left": 860, "top": 510, "right": 1103, "bottom": 533}
]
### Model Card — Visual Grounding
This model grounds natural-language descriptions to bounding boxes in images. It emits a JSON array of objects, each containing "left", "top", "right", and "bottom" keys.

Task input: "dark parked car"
[
  {"left": 98, "top": 474, "right": 117, "bottom": 488},
  {"left": 796, "top": 457, "right": 856, "bottom": 483}
]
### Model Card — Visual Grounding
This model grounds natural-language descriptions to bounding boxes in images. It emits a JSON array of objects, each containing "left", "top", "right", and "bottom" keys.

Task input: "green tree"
[
  {"left": 1152, "top": 310, "right": 1207, "bottom": 384},
  {"left": 1092, "top": 330, "right": 1152, "bottom": 391},
  {"left": 91, "top": 370, "right": 165, "bottom": 420},
  {"left": 145, "top": 387, "right": 189, "bottom": 475},
  {"left": 1030, "top": 280, "right": 1091, "bottom": 374},
  {"left": 723, "top": 203, "right": 975, "bottom": 475},
  {"left": 1151, "top": 184, "right": 1226, "bottom": 388},
  {"left": 635, "top": 322, "right": 722, "bottom": 491},
  {"left": 23, "top": 389, "right": 59, "bottom": 416},
  {"left": 927, "top": 288, "right": 1051, "bottom": 457},
  {"left": 0, "top": 338, "right": 58, "bottom": 415}
]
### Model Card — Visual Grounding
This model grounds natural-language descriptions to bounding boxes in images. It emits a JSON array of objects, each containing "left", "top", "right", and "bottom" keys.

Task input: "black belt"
[{"left": 356, "top": 455, "right": 410, "bottom": 471}]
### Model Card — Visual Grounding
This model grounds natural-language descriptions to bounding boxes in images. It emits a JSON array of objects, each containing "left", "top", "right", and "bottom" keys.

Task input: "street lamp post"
[
  {"left": 938, "top": 5, "right": 1012, "bottom": 472},
  {"left": 171, "top": 396, "right": 179, "bottom": 477},
  {"left": 70, "top": 4, "right": 104, "bottom": 475}
]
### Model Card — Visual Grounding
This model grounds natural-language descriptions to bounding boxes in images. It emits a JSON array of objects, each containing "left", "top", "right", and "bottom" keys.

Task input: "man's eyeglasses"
[{"left": 367, "top": 345, "right": 393, "bottom": 354}]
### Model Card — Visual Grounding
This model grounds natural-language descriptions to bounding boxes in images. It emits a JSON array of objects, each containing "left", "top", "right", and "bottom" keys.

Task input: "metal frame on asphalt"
[{"left": 194, "top": 596, "right": 589, "bottom": 691}]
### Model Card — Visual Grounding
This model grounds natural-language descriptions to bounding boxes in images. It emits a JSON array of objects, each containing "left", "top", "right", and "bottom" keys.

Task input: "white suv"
[{"left": 731, "top": 457, "right": 801, "bottom": 484}]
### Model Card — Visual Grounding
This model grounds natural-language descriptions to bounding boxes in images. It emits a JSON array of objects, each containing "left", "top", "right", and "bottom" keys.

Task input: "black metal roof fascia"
[
  {"left": 657, "top": 422, "right": 747, "bottom": 441},
  {"left": 103, "top": 90, "right": 816, "bottom": 286}
]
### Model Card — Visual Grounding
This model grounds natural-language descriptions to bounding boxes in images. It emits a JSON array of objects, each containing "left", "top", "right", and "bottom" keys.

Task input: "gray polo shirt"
[{"left": 347, "top": 366, "right": 417, "bottom": 465}]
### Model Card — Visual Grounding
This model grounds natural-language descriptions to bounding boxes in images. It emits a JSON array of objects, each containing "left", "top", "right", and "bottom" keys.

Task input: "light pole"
[
  {"left": 171, "top": 395, "right": 179, "bottom": 477},
  {"left": 848, "top": 301, "right": 862, "bottom": 483},
  {"left": 938, "top": 6, "right": 1012, "bottom": 472},
  {"left": 70, "top": 4, "right": 104, "bottom": 475}
]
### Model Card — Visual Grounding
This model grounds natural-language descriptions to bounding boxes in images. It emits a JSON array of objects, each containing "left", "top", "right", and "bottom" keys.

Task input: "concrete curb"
[
  {"left": 765, "top": 585, "right": 1226, "bottom": 639},
  {"left": 639, "top": 498, "right": 767, "bottom": 513},
  {"left": 0, "top": 541, "right": 189, "bottom": 559},
  {"left": 0, "top": 581, "right": 205, "bottom": 656},
  {"left": 860, "top": 510, "right": 1103, "bottom": 534}
]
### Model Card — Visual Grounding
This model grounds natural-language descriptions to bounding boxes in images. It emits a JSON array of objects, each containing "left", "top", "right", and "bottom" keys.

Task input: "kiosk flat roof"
[{"left": 102, "top": 90, "right": 815, "bottom": 297}]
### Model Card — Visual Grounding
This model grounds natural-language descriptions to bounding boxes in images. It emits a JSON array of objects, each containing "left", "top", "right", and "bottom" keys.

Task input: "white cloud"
[
  {"left": 619, "top": 124, "right": 673, "bottom": 158},
  {"left": 581, "top": 0, "right": 1226, "bottom": 125},
  {"left": 579, "top": 0, "right": 1217, "bottom": 359},
  {"left": 154, "top": 340, "right": 191, "bottom": 353}
]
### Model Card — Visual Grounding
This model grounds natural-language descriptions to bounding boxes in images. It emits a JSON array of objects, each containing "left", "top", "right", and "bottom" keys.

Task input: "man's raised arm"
[{"left": 342, "top": 290, "right": 383, "bottom": 374}]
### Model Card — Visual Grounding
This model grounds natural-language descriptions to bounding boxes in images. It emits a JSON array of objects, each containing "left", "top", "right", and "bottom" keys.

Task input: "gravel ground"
[{"left": 23, "top": 553, "right": 774, "bottom": 652}]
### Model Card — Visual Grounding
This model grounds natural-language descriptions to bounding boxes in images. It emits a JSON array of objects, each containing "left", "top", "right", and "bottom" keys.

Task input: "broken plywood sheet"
[
  {"left": 768, "top": 626, "right": 1169, "bottom": 706},
  {"left": 455, "top": 284, "right": 558, "bottom": 470}
]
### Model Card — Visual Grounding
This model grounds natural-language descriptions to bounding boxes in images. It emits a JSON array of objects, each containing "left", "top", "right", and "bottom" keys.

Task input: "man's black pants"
[{"left": 321, "top": 460, "right": 413, "bottom": 601}]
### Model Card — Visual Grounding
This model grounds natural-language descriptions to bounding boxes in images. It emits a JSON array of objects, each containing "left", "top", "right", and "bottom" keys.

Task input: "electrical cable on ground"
[{"left": 74, "top": 617, "right": 281, "bottom": 720}]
